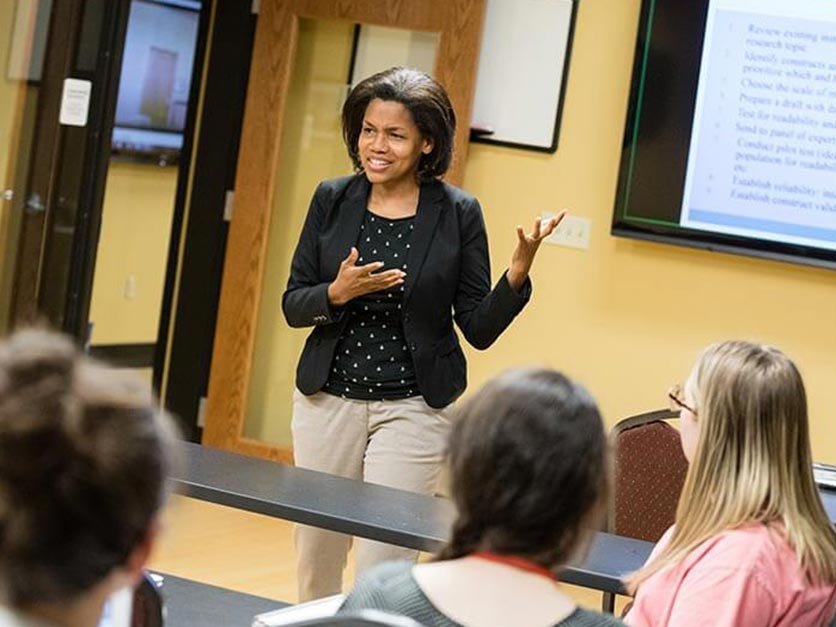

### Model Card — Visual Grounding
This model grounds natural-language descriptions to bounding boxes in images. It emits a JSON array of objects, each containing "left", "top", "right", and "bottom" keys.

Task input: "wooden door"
[
  {"left": 202, "top": 0, "right": 486, "bottom": 460},
  {"left": 6, "top": 0, "right": 131, "bottom": 338},
  {"left": 4, "top": 0, "right": 83, "bottom": 328}
]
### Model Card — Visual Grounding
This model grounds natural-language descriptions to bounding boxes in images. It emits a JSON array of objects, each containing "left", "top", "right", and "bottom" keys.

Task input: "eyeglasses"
[{"left": 668, "top": 384, "right": 697, "bottom": 415}]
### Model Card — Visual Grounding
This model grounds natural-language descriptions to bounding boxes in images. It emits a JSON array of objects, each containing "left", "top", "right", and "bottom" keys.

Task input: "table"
[
  {"left": 171, "top": 442, "right": 836, "bottom": 595},
  {"left": 157, "top": 572, "right": 285, "bottom": 626},
  {"left": 171, "top": 442, "right": 652, "bottom": 594}
]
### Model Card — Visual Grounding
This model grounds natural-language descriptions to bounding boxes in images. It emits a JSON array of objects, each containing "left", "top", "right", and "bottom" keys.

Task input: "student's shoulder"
[
  {"left": 687, "top": 523, "right": 801, "bottom": 592},
  {"left": 357, "top": 560, "right": 416, "bottom": 587},
  {"left": 557, "top": 608, "right": 626, "bottom": 626},
  {"left": 341, "top": 561, "right": 426, "bottom": 614},
  {"left": 346, "top": 560, "right": 420, "bottom": 601},
  {"left": 701, "top": 524, "right": 790, "bottom": 564}
]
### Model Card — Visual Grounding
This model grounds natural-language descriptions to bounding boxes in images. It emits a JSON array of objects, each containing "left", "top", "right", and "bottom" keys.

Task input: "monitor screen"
[
  {"left": 111, "top": 0, "right": 202, "bottom": 164},
  {"left": 612, "top": 0, "right": 836, "bottom": 270}
]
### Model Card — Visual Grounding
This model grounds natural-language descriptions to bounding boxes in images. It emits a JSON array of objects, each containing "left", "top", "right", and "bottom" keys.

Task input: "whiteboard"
[{"left": 471, "top": 0, "right": 577, "bottom": 152}]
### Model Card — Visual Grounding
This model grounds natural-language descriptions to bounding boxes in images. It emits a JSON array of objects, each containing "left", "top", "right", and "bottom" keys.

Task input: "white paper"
[
  {"left": 59, "top": 78, "right": 92, "bottom": 127},
  {"left": 813, "top": 463, "right": 836, "bottom": 489},
  {"left": 252, "top": 594, "right": 344, "bottom": 626}
]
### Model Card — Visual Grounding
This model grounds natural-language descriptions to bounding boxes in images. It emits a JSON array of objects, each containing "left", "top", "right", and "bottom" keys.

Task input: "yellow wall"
[
  {"left": 241, "top": 2, "right": 836, "bottom": 462},
  {"left": 88, "top": 161, "right": 177, "bottom": 344},
  {"left": 245, "top": 19, "right": 355, "bottom": 443}
]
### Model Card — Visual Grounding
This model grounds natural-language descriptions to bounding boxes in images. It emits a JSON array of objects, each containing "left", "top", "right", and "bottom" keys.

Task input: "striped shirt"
[{"left": 341, "top": 561, "right": 625, "bottom": 627}]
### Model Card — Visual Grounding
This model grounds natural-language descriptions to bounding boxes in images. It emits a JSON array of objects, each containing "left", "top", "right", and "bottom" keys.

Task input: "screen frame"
[
  {"left": 611, "top": 0, "right": 836, "bottom": 272},
  {"left": 110, "top": 0, "right": 202, "bottom": 164}
]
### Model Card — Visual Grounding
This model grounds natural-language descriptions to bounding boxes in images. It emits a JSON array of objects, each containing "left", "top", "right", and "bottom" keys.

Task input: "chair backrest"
[
  {"left": 130, "top": 573, "right": 163, "bottom": 627},
  {"left": 611, "top": 409, "right": 689, "bottom": 543},
  {"left": 280, "top": 609, "right": 426, "bottom": 626}
]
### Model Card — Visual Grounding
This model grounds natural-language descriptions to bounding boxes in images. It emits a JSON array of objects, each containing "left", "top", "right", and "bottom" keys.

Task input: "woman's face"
[
  {"left": 358, "top": 98, "right": 432, "bottom": 189},
  {"left": 680, "top": 375, "right": 700, "bottom": 462}
]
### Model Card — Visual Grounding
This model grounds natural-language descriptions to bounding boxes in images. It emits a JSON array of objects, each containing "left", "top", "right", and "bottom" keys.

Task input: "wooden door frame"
[{"left": 202, "top": 0, "right": 486, "bottom": 461}]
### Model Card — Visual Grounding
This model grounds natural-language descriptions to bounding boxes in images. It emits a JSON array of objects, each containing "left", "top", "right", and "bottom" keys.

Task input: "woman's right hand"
[{"left": 327, "top": 247, "right": 405, "bottom": 307}]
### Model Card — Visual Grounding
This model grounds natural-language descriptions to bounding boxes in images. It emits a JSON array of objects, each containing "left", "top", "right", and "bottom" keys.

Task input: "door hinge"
[
  {"left": 197, "top": 396, "right": 208, "bottom": 428},
  {"left": 251, "top": 0, "right": 260, "bottom": 14},
  {"left": 223, "top": 190, "right": 234, "bottom": 222}
]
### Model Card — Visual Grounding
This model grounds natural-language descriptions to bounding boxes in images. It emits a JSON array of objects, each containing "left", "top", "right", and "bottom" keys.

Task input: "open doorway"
[{"left": 86, "top": 0, "right": 207, "bottom": 382}]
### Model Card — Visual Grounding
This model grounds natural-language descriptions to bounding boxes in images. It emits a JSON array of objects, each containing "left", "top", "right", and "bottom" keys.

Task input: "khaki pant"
[{"left": 291, "top": 390, "right": 452, "bottom": 601}]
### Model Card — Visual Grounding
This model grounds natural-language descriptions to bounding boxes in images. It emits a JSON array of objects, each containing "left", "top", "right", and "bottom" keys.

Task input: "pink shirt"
[{"left": 625, "top": 523, "right": 836, "bottom": 627}]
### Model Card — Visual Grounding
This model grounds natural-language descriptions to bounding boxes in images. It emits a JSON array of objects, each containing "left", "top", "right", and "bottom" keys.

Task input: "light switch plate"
[{"left": 543, "top": 213, "right": 591, "bottom": 250}]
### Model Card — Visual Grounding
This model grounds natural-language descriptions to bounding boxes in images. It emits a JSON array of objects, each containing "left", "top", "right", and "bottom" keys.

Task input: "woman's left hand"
[{"left": 507, "top": 212, "right": 566, "bottom": 292}]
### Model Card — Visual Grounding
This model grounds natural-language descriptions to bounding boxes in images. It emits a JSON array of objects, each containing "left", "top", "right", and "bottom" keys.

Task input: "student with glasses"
[{"left": 625, "top": 341, "right": 836, "bottom": 626}]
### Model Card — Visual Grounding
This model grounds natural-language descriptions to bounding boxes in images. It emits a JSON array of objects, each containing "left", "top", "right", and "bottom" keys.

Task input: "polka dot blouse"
[{"left": 324, "top": 210, "right": 419, "bottom": 401}]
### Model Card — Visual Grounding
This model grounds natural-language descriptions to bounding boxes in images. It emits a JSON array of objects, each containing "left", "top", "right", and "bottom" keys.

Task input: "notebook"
[{"left": 253, "top": 594, "right": 345, "bottom": 626}]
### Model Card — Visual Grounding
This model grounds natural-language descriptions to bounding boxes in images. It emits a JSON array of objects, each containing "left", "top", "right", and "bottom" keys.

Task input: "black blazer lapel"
[
  {"left": 403, "top": 180, "right": 444, "bottom": 305},
  {"left": 322, "top": 175, "right": 369, "bottom": 280}
]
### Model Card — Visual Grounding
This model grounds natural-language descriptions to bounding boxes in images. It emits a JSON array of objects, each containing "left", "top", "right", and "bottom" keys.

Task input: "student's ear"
[
  {"left": 421, "top": 137, "right": 434, "bottom": 155},
  {"left": 124, "top": 518, "right": 161, "bottom": 585}
]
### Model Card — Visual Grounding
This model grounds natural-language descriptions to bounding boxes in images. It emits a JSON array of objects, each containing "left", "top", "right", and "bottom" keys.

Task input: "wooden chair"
[{"left": 602, "top": 409, "right": 689, "bottom": 613}]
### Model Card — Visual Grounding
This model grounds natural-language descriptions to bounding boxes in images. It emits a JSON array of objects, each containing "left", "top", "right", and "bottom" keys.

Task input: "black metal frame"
[
  {"left": 611, "top": 0, "right": 836, "bottom": 272},
  {"left": 60, "top": 0, "right": 133, "bottom": 338},
  {"left": 153, "top": 0, "right": 257, "bottom": 439}
]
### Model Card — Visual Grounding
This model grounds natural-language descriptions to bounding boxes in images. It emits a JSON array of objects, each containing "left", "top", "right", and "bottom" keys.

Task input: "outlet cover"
[
  {"left": 123, "top": 275, "right": 137, "bottom": 300},
  {"left": 543, "top": 213, "right": 591, "bottom": 250}
]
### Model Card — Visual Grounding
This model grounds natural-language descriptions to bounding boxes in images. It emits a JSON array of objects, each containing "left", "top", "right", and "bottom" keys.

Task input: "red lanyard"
[{"left": 470, "top": 551, "right": 555, "bottom": 580}]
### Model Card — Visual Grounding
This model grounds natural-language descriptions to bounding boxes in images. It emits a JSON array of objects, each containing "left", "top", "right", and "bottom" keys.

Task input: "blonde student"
[{"left": 626, "top": 341, "right": 836, "bottom": 627}]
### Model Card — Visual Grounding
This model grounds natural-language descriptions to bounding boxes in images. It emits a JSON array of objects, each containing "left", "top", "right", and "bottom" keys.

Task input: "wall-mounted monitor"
[
  {"left": 111, "top": 0, "right": 202, "bottom": 166},
  {"left": 613, "top": 0, "right": 836, "bottom": 270}
]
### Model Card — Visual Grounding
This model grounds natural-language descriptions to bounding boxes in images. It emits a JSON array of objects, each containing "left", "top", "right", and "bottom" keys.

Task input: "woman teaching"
[{"left": 282, "top": 67, "right": 563, "bottom": 601}]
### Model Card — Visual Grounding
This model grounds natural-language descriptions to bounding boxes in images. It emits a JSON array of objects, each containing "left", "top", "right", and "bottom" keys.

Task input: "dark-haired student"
[
  {"left": 0, "top": 329, "right": 179, "bottom": 627},
  {"left": 283, "top": 66, "right": 565, "bottom": 601},
  {"left": 339, "top": 368, "right": 624, "bottom": 627}
]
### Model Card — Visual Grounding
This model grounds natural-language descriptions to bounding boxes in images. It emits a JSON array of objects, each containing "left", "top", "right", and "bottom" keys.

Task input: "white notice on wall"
[{"left": 59, "top": 78, "right": 92, "bottom": 127}]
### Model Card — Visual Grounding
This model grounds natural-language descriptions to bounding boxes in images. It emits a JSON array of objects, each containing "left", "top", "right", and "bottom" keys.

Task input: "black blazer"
[{"left": 282, "top": 174, "right": 531, "bottom": 408}]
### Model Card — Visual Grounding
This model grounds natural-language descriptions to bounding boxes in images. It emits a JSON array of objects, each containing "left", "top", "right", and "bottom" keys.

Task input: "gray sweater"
[{"left": 340, "top": 561, "right": 625, "bottom": 627}]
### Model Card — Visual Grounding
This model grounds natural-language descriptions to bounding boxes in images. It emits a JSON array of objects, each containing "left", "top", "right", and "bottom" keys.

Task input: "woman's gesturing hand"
[
  {"left": 327, "top": 247, "right": 406, "bottom": 307},
  {"left": 507, "top": 211, "right": 567, "bottom": 292}
]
